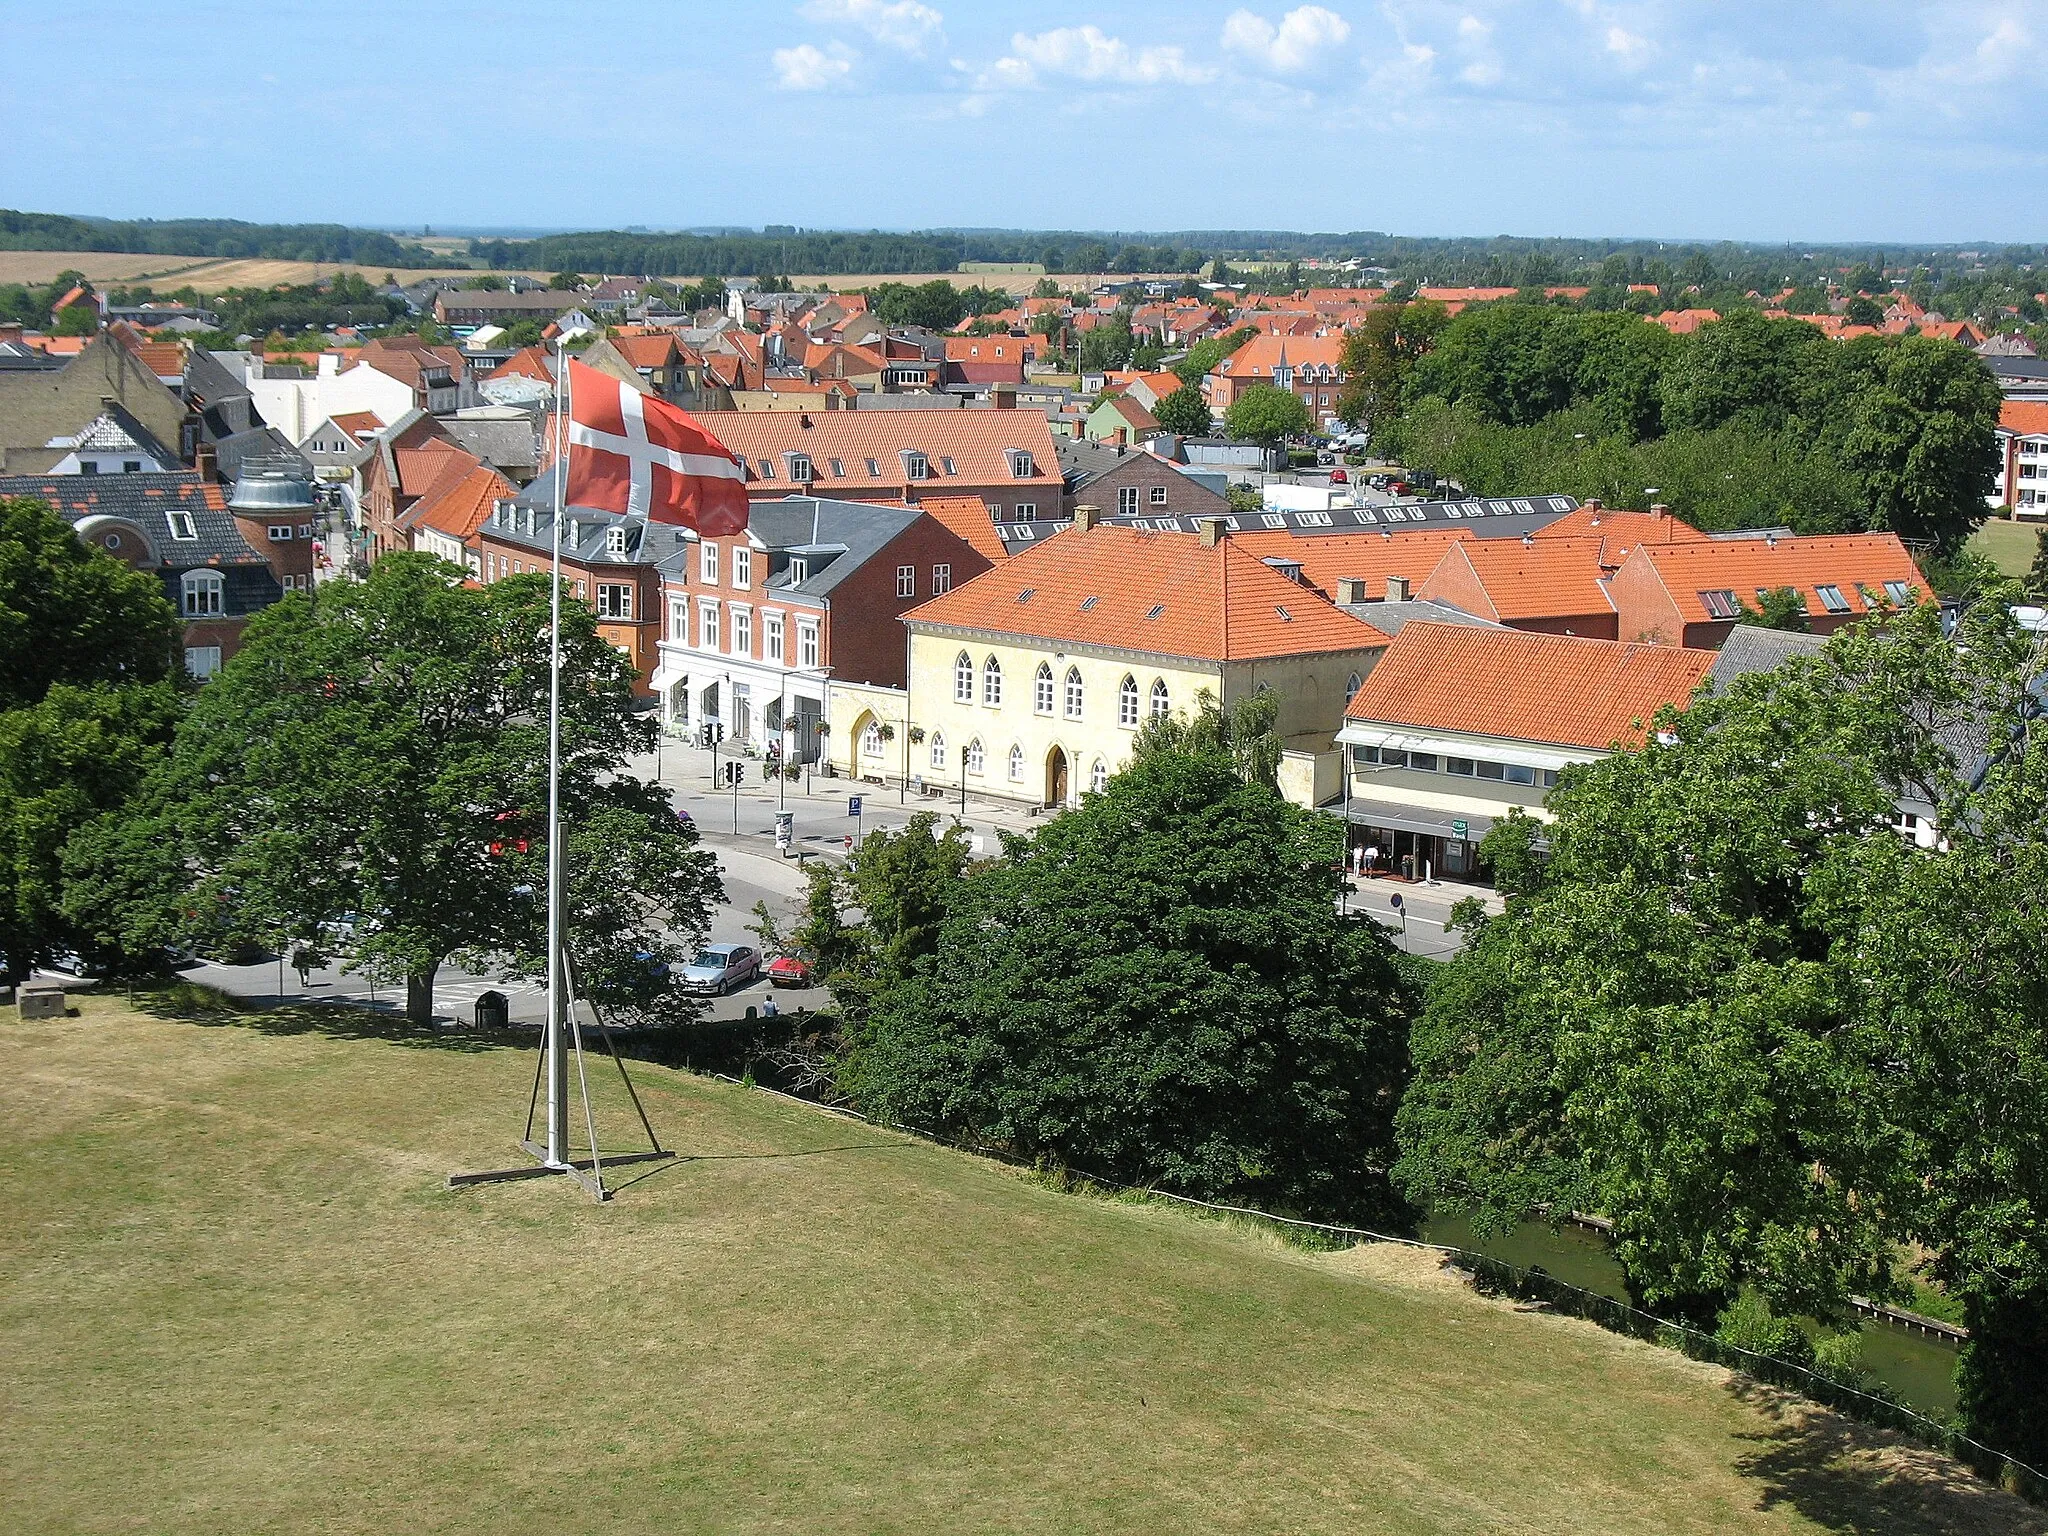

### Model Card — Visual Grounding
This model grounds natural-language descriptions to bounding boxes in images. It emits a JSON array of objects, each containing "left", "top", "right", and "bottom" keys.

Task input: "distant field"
[
  {"left": 0, "top": 250, "right": 212, "bottom": 285},
  {"left": 793, "top": 270, "right": 1184, "bottom": 295},
  {"left": 0, "top": 250, "right": 543, "bottom": 292},
  {"left": 1969, "top": 515, "right": 2038, "bottom": 577},
  {"left": 959, "top": 261, "right": 1046, "bottom": 274},
  {"left": 1, "top": 994, "right": 2034, "bottom": 1536}
]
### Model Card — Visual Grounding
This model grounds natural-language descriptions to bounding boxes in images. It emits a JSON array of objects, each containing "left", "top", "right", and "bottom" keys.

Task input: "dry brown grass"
[
  {"left": 2, "top": 994, "right": 2039, "bottom": 1536},
  {"left": 0, "top": 251, "right": 544, "bottom": 292}
]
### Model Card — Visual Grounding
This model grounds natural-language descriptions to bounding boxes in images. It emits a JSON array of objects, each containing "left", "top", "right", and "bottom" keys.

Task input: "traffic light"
[{"left": 722, "top": 760, "right": 745, "bottom": 787}]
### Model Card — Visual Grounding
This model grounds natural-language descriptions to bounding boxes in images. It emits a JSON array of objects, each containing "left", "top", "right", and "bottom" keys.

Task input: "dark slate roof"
[
  {"left": 0, "top": 341, "right": 62, "bottom": 372},
  {"left": 746, "top": 495, "right": 922, "bottom": 602},
  {"left": 488, "top": 462, "right": 695, "bottom": 569},
  {"left": 1706, "top": 623, "right": 1827, "bottom": 687},
  {"left": 215, "top": 426, "right": 308, "bottom": 483},
  {"left": 1101, "top": 492, "right": 1580, "bottom": 540},
  {"left": 0, "top": 470, "right": 272, "bottom": 572},
  {"left": 1986, "top": 355, "right": 2048, "bottom": 385}
]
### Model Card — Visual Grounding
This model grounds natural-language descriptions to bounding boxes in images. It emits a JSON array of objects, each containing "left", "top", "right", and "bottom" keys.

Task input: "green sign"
[{"left": 1451, "top": 819, "right": 1468, "bottom": 838}]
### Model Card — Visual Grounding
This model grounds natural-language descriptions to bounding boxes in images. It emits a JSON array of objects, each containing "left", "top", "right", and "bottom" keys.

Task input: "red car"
[
  {"left": 765, "top": 955, "right": 814, "bottom": 988},
  {"left": 1328, "top": 468, "right": 1348, "bottom": 484}
]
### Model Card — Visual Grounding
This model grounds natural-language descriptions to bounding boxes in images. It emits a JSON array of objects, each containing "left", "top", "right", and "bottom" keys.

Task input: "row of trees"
[
  {"left": 0, "top": 503, "right": 721, "bottom": 1027},
  {"left": 0, "top": 209, "right": 440, "bottom": 267},
  {"left": 1343, "top": 303, "right": 2003, "bottom": 551}
]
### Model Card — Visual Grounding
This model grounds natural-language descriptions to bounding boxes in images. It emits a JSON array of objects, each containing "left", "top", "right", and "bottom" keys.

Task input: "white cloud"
[
  {"left": 1221, "top": 6, "right": 1351, "bottom": 74},
  {"left": 799, "top": 0, "right": 943, "bottom": 56},
  {"left": 989, "top": 24, "right": 1216, "bottom": 89},
  {"left": 1605, "top": 26, "right": 1652, "bottom": 68},
  {"left": 772, "top": 41, "right": 855, "bottom": 90}
]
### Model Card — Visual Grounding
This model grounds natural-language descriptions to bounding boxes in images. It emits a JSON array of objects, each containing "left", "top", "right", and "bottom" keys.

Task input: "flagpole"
[{"left": 545, "top": 347, "right": 570, "bottom": 1168}]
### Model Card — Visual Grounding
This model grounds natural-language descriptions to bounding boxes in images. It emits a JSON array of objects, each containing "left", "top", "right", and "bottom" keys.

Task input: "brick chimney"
[
  {"left": 1073, "top": 504, "right": 1101, "bottom": 532},
  {"left": 991, "top": 384, "right": 1016, "bottom": 410},
  {"left": 1336, "top": 576, "right": 1367, "bottom": 604},
  {"left": 1386, "top": 575, "right": 1411, "bottom": 602},
  {"left": 195, "top": 442, "right": 218, "bottom": 483},
  {"left": 1649, "top": 502, "right": 1669, "bottom": 520},
  {"left": 0, "top": 322, "right": 21, "bottom": 343},
  {"left": 1198, "top": 516, "right": 1228, "bottom": 547}
]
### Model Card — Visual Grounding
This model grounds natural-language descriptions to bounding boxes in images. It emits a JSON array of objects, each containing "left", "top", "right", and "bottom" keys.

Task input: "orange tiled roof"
[
  {"left": 914, "top": 494, "right": 1012, "bottom": 564},
  {"left": 329, "top": 410, "right": 385, "bottom": 439},
  {"left": 1532, "top": 503, "right": 1711, "bottom": 549},
  {"left": 606, "top": 333, "right": 681, "bottom": 368},
  {"left": 1424, "top": 537, "right": 1619, "bottom": 622},
  {"left": 690, "top": 410, "right": 1063, "bottom": 497},
  {"left": 489, "top": 345, "right": 556, "bottom": 382},
  {"left": 1344, "top": 622, "right": 1715, "bottom": 749},
  {"left": 410, "top": 462, "right": 515, "bottom": 541},
  {"left": 395, "top": 439, "right": 478, "bottom": 502},
  {"left": 1628, "top": 534, "right": 1924, "bottom": 624},
  {"left": 904, "top": 524, "right": 1389, "bottom": 663},
  {"left": 2001, "top": 400, "right": 2048, "bottom": 436},
  {"left": 1213, "top": 333, "right": 1346, "bottom": 380},
  {"left": 1228, "top": 527, "right": 1473, "bottom": 601}
]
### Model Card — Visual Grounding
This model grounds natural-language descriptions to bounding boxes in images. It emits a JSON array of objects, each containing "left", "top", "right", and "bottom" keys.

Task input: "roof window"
[
  {"left": 757, "top": 458, "right": 775, "bottom": 480},
  {"left": 1145, "top": 604, "right": 1164, "bottom": 620},
  {"left": 901, "top": 450, "right": 929, "bottom": 481},
  {"left": 865, "top": 457, "right": 880, "bottom": 477},
  {"left": 1815, "top": 584, "right": 1851, "bottom": 613},
  {"left": 606, "top": 525, "right": 628, "bottom": 556},
  {"left": 165, "top": 510, "right": 197, "bottom": 540},
  {"left": 828, "top": 457, "right": 844, "bottom": 477},
  {"left": 1883, "top": 580, "right": 1913, "bottom": 604},
  {"left": 939, "top": 456, "right": 956, "bottom": 476},
  {"left": 1007, "top": 449, "right": 1036, "bottom": 478},
  {"left": 1275, "top": 605, "right": 1293, "bottom": 622},
  {"left": 1079, "top": 596, "right": 1098, "bottom": 611},
  {"left": 1016, "top": 588, "right": 1035, "bottom": 603},
  {"left": 1699, "top": 589, "right": 1741, "bottom": 619}
]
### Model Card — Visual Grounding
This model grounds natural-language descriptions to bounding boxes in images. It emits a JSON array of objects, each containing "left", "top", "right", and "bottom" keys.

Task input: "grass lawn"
[
  {"left": 2, "top": 996, "right": 2037, "bottom": 1536},
  {"left": 1969, "top": 516, "right": 2039, "bottom": 578}
]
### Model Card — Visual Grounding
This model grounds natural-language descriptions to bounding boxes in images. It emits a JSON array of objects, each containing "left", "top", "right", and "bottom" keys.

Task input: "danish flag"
[{"left": 563, "top": 358, "right": 749, "bottom": 535}]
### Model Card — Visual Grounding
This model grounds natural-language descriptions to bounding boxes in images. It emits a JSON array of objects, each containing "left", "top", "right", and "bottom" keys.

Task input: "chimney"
[
  {"left": 1386, "top": 575, "right": 1411, "bottom": 602},
  {"left": 0, "top": 321, "right": 20, "bottom": 343},
  {"left": 1336, "top": 576, "right": 1367, "bottom": 604},
  {"left": 1073, "top": 504, "right": 1101, "bottom": 532},
  {"left": 1765, "top": 531, "right": 1777, "bottom": 547},
  {"left": 991, "top": 384, "right": 1016, "bottom": 410},
  {"left": 1113, "top": 427, "right": 1128, "bottom": 448},
  {"left": 1522, "top": 532, "right": 1535, "bottom": 547},
  {"left": 1649, "top": 502, "right": 1669, "bottom": 520},
  {"left": 195, "top": 443, "right": 218, "bottom": 483},
  {"left": 1198, "top": 516, "right": 1228, "bottom": 547}
]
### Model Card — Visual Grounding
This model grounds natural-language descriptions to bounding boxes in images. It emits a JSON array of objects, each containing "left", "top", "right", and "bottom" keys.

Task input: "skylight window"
[
  {"left": 865, "top": 457, "right": 880, "bottom": 476},
  {"left": 1699, "top": 589, "right": 1741, "bottom": 619},
  {"left": 939, "top": 456, "right": 956, "bottom": 476},
  {"left": 1275, "top": 605, "right": 1293, "bottom": 621},
  {"left": 165, "top": 510, "right": 197, "bottom": 540},
  {"left": 1079, "top": 596, "right": 1098, "bottom": 611},
  {"left": 1883, "top": 580, "right": 1913, "bottom": 604},
  {"left": 1815, "top": 584, "right": 1851, "bottom": 613},
  {"left": 1145, "top": 604, "right": 1164, "bottom": 620},
  {"left": 1016, "top": 587, "right": 1035, "bottom": 603}
]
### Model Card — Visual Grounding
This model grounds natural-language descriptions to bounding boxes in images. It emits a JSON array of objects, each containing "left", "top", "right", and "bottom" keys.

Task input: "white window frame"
[
  {"left": 1117, "top": 486, "right": 1139, "bottom": 516},
  {"left": 966, "top": 738, "right": 985, "bottom": 775},
  {"left": 181, "top": 569, "right": 224, "bottom": 617},
  {"left": 700, "top": 541, "right": 719, "bottom": 584},
  {"left": 982, "top": 656, "right": 1002, "bottom": 706},
  {"left": 953, "top": 651, "right": 975, "bottom": 703},
  {"left": 1090, "top": 759, "right": 1108, "bottom": 794},
  {"left": 1151, "top": 678, "right": 1170, "bottom": 719},
  {"left": 732, "top": 547, "right": 751, "bottom": 589},
  {"left": 930, "top": 732, "right": 947, "bottom": 770},
  {"left": 730, "top": 604, "right": 752, "bottom": 657},
  {"left": 1035, "top": 662, "right": 1055, "bottom": 715},
  {"left": 1007, "top": 742, "right": 1024, "bottom": 781},
  {"left": 898, "top": 564, "right": 916, "bottom": 599},
  {"left": 1118, "top": 674, "right": 1140, "bottom": 728},
  {"left": 1064, "top": 666, "right": 1084, "bottom": 720},
  {"left": 765, "top": 611, "right": 785, "bottom": 663},
  {"left": 268, "top": 524, "right": 294, "bottom": 541},
  {"left": 797, "top": 619, "right": 820, "bottom": 669},
  {"left": 595, "top": 582, "right": 634, "bottom": 620},
  {"left": 1150, "top": 485, "right": 1168, "bottom": 506},
  {"left": 184, "top": 644, "right": 223, "bottom": 679},
  {"left": 932, "top": 563, "right": 952, "bottom": 594},
  {"left": 605, "top": 525, "right": 627, "bottom": 557},
  {"left": 698, "top": 598, "right": 720, "bottom": 651},
  {"left": 668, "top": 598, "right": 689, "bottom": 642}
]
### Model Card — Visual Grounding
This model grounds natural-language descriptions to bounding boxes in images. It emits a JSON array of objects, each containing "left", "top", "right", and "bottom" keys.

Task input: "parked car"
[
  {"left": 1367, "top": 474, "right": 1389, "bottom": 490},
  {"left": 765, "top": 954, "right": 814, "bottom": 988},
  {"left": 1328, "top": 468, "right": 1348, "bottom": 484},
  {"left": 679, "top": 943, "right": 759, "bottom": 994}
]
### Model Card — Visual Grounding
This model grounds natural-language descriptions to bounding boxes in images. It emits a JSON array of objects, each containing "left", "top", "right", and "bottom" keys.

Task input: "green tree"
[
  {"left": 0, "top": 497, "right": 178, "bottom": 711},
  {"left": 52, "top": 303, "right": 98, "bottom": 336},
  {"left": 1333, "top": 301, "right": 1451, "bottom": 430},
  {"left": 1845, "top": 295, "right": 1885, "bottom": 327},
  {"left": 842, "top": 745, "right": 1417, "bottom": 1223},
  {"left": 1173, "top": 325, "right": 1257, "bottom": 387},
  {"left": 1835, "top": 335, "right": 2001, "bottom": 552},
  {"left": 550, "top": 270, "right": 585, "bottom": 290},
  {"left": 74, "top": 557, "right": 721, "bottom": 1023},
  {"left": 1152, "top": 383, "right": 1213, "bottom": 437},
  {"left": 2028, "top": 527, "right": 2048, "bottom": 601},
  {"left": 1739, "top": 586, "right": 1810, "bottom": 631},
  {"left": 1222, "top": 383, "right": 1311, "bottom": 450},
  {"left": 1031, "top": 276, "right": 1062, "bottom": 299},
  {"left": 1131, "top": 688, "right": 1283, "bottom": 789}
]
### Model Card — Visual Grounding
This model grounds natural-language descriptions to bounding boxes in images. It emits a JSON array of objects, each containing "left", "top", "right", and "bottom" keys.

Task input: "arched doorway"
[{"left": 1045, "top": 745, "right": 1069, "bottom": 808}]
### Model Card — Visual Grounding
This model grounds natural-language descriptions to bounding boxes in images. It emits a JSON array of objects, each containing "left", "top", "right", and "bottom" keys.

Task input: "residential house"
[
  {"left": 1415, "top": 535, "right": 1624, "bottom": 638},
  {"left": 0, "top": 332, "right": 190, "bottom": 472},
  {"left": 651, "top": 493, "right": 999, "bottom": 758},
  {"left": 1065, "top": 447, "right": 1228, "bottom": 522},
  {"left": 0, "top": 469, "right": 283, "bottom": 678},
  {"left": 1604, "top": 533, "right": 1925, "bottom": 646},
  {"left": 687, "top": 409, "right": 1064, "bottom": 523},
  {"left": 1337, "top": 622, "right": 1716, "bottom": 880},
  {"left": 357, "top": 416, "right": 475, "bottom": 557},
  {"left": 1993, "top": 400, "right": 2048, "bottom": 516},
  {"left": 1082, "top": 392, "right": 1160, "bottom": 446},
  {"left": 1203, "top": 334, "right": 1347, "bottom": 419},
  {"left": 407, "top": 458, "right": 519, "bottom": 574},
  {"left": 432, "top": 289, "right": 585, "bottom": 328},
  {"left": 894, "top": 513, "right": 1390, "bottom": 809},
  {"left": 38, "top": 401, "right": 180, "bottom": 474}
]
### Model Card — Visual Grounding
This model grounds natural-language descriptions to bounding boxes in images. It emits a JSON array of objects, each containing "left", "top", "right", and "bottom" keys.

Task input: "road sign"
[
  {"left": 1389, "top": 893, "right": 1403, "bottom": 909},
  {"left": 1451, "top": 819, "right": 1468, "bottom": 837},
  {"left": 848, "top": 795, "right": 863, "bottom": 818},
  {"left": 774, "top": 812, "right": 793, "bottom": 851}
]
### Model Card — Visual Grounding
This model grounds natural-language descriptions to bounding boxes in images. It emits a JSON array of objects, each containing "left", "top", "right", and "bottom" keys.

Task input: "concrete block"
[{"left": 19, "top": 986, "right": 67, "bottom": 1020}]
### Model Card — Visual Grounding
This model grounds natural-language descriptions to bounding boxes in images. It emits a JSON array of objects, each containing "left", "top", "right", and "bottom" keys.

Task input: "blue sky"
[{"left": 6, "top": 1, "right": 2043, "bottom": 243}]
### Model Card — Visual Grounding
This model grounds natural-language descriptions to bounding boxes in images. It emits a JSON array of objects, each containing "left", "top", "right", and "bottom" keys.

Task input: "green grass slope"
[{"left": 1, "top": 999, "right": 2036, "bottom": 1535}]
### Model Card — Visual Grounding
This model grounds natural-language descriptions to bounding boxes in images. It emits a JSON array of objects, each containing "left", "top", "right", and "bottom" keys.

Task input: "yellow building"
[{"left": 888, "top": 512, "right": 1391, "bottom": 809}]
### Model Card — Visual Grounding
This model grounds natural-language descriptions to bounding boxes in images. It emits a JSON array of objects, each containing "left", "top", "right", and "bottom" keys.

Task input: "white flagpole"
[{"left": 545, "top": 346, "right": 570, "bottom": 1168}]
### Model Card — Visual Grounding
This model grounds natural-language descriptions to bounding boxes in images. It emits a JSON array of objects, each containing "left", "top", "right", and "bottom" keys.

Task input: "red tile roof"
[
  {"left": 1228, "top": 527, "right": 1472, "bottom": 600},
  {"left": 488, "top": 345, "right": 556, "bottom": 382},
  {"left": 1422, "top": 537, "right": 1619, "bottom": 622},
  {"left": 1625, "top": 534, "right": 1924, "bottom": 624},
  {"left": 1344, "top": 622, "right": 1715, "bottom": 749},
  {"left": 409, "top": 462, "right": 516, "bottom": 541},
  {"left": 905, "top": 524, "right": 1389, "bottom": 662},
  {"left": 914, "top": 494, "right": 1012, "bottom": 564},
  {"left": 689, "top": 410, "right": 1063, "bottom": 498},
  {"left": 1999, "top": 401, "right": 2048, "bottom": 437},
  {"left": 1531, "top": 504, "right": 1710, "bottom": 548}
]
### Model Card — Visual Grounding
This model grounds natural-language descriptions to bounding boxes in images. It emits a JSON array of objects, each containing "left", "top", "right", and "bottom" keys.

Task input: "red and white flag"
[{"left": 563, "top": 358, "right": 748, "bottom": 535}]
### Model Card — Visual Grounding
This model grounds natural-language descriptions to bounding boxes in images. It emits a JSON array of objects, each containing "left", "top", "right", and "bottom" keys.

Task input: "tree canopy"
[
  {"left": 68, "top": 555, "right": 720, "bottom": 1023},
  {"left": 1396, "top": 599, "right": 2048, "bottom": 1463},
  {"left": 1223, "top": 383, "right": 1311, "bottom": 448},
  {"left": 1151, "top": 383, "right": 1213, "bottom": 438},
  {"left": 840, "top": 743, "right": 1416, "bottom": 1224}
]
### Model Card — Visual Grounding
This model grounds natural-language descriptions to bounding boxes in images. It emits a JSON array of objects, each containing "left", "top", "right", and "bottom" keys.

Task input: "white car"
[{"left": 679, "top": 943, "right": 760, "bottom": 995}]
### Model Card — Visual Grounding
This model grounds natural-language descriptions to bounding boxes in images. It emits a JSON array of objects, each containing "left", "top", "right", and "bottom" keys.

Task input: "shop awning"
[
  {"left": 649, "top": 659, "right": 686, "bottom": 694},
  {"left": 1338, "top": 798, "right": 1498, "bottom": 842}
]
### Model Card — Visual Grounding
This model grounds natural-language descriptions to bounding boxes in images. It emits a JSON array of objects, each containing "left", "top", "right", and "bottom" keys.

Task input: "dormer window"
[
  {"left": 902, "top": 450, "right": 929, "bottom": 481},
  {"left": 605, "top": 525, "right": 627, "bottom": 557},
  {"left": 1007, "top": 449, "right": 1036, "bottom": 478},
  {"left": 785, "top": 452, "right": 813, "bottom": 483}
]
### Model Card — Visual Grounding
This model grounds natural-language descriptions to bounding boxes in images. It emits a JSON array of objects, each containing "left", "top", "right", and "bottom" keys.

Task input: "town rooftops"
[
  {"left": 913, "top": 493, "right": 1012, "bottom": 564},
  {"left": 0, "top": 470, "right": 261, "bottom": 568},
  {"left": 688, "top": 409, "right": 1063, "bottom": 498},
  {"left": 1101, "top": 492, "right": 1581, "bottom": 541},
  {"left": 1344, "top": 622, "right": 1716, "bottom": 751},
  {"left": 904, "top": 521, "right": 1389, "bottom": 663},
  {"left": 2000, "top": 399, "right": 2048, "bottom": 436},
  {"left": 1421, "top": 536, "right": 1621, "bottom": 622}
]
